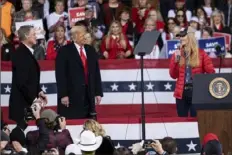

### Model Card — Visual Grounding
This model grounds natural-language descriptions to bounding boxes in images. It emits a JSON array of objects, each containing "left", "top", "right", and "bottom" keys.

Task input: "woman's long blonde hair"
[
  {"left": 179, "top": 32, "right": 199, "bottom": 67},
  {"left": 83, "top": 119, "right": 106, "bottom": 137},
  {"left": 105, "top": 20, "right": 127, "bottom": 50},
  {"left": 0, "top": 28, "right": 9, "bottom": 45}
]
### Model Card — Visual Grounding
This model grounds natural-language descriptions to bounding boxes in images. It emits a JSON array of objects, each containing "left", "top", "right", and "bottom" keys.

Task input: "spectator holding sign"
[
  {"left": 201, "top": 26, "right": 213, "bottom": 39},
  {"left": 12, "top": 0, "right": 39, "bottom": 33},
  {"left": 169, "top": 26, "right": 215, "bottom": 117},
  {"left": 46, "top": 0, "right": 69, "bottom": 39}
]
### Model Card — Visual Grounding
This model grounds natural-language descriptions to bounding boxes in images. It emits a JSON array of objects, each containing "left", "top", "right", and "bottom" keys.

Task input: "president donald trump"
[{"left": 55, "top": 25, "right": 103, "bottom": 119}]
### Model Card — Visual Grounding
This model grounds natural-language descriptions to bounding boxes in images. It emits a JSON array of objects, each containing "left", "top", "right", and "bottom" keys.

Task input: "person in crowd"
[
  {"left": 83, "top": 119, "right": 115, "bottom": 155},
  {"left": 102, "top": 0, "right": 125, "bottom": 30},
  {"left": 189, "top": 16, "right": 201, "bottom": 39},
  {"left": 201, "top": 26, "right": 213, "bottom": 39},
  {"left": 12, "top": 0, "right": 39, "bottom": 33},
  {"left": 169, "top": 26, "right": 215, "bottom": 117},
  {"left": 118, "top": 7, "right": 135, "bottom": 46},
  {"left": 161, "top": 17, "right": 176, "bottom": 44},
  {"left": 27, "top": 108, "right": 73, "bottom": 155},
  {"left": 201, "top": 26, "right": 217, "bottom": 58},
  {"left": 210, "top": 10, "right": 231, "bottom": 34},
  {"left": 202, "top": 0, "right": 216, "bottom": 19},
  {"left": 168, "top": 0, "right": 192, "bottom": 22},
  {"left": 75, "top": 130, "right": 103, "bottom": 155},
  {"left": 196, "top": 7, "right": 209, "bottom": 27},
  {"left": 32, "top": 0, "right": 50, "bottom": 19},
  {"left": 201, "top": 133, "right": 223, "bottom": 155},
  {"left": 47, "top": 0, "right": 69, "bottom": 38},
  {"left": 175, "top": 9, "right": 188, "bottom": 28},
  {"left": 131, "top": 0, "right": 152, "bottom": 35},
  {"left": 12, "top": 0, "right": 46, "bottom": 59},
  {"left": 84, "top": 32, "right": 103, "bottom": 59},
  {"left": 0, "top": 28, "right": 15, "bottom": 61},
  {"left": 148, "top": 9, "right": 165, "bottom": 32},
  {"left": 9, "top": 25, "right": 47, "bottom": 130},
  {"left": 135, "top": 17, "right": 160, "bottom": 59},
  {"left": 84, "top": 7, "right": 105, "bottom": 40},
  {"left": 114, "top": 147, "right": 133, "bottom": 155},
  {"left": 0, "top": 131, "right": 10, "bottom": 152},
  {"left": 159, "top": 0, "right": 175, "bottom": 22},
  {"left": 0, "top": 0, "right": 15, "bottom": 40},
  {"left": 160, "top": 137, "right": 178, "bottom": 155},
  {"left": 224, "top": 0, "right": 232, "bottom": 30},
  {"left": 65, "top": 144, "right": 82, "bottom": 155},
  {"left": 55, "top": 25, "right": 103, "bottom": 119},
  {"left": 172, "top": 26, "right": 181, "bottom": 39},
  {"left": 46, "top": 25, "right": 70, "bottom": 60},
  {"left": 1, "top": 101, "right": 49, "bottom": 155},
  {"left": 71, "top": 0, "right": 104, "bottom": 24},
  {"left": 100, "top": 20, "right": 133, "bottom": 59},
  {"left": 160, "top": 25, "right": 181, "bottom": 59}
]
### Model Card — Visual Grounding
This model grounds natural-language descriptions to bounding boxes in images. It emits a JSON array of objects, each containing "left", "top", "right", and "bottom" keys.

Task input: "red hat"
[
  {"left": 202, "top": 133, "right": 219, "bottom": 146},
  {"left": 176, "top": 0, "right": 185, "bottom": 2}
]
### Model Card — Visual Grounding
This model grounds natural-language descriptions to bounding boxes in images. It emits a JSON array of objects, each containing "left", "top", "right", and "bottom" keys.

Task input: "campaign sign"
[
  {"left": 213, "top": 32, "right": 231, "bottom": 50},
  {"left": 15, "top": 19, "right": 45, "bottom": 39},
  {"left": 68, "top": 7, "right": 86, "bottom": 25},
  {"left": 166, "top": 40, "right": 180, "bottom": 58},
  {"left": 198, "top": 37, "right": 226, "bottom": 56}
]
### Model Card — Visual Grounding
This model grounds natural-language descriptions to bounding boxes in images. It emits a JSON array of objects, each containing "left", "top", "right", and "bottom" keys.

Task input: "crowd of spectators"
[
  {"left": 0, "top": 0, "right": 232, "bottom": 61},
  {"left": 1, "top": 101, "right": 224, "bottom": 155},
  {"left": 0, "top": 0, "right": 231, "bottom": 154}
]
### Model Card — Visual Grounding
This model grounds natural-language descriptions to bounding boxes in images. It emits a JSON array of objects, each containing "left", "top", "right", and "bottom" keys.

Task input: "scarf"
[{"left": 54, "top": 40, "right": 66, "bottom": 52}]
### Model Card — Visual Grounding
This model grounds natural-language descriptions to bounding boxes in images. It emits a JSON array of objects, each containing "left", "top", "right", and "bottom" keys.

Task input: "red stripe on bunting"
[
  {"left": 1, "top": 104, "right": 181, "bottom": 124},
  {"left": 1, "top": 59, "right": 232, "bottom": 71}
]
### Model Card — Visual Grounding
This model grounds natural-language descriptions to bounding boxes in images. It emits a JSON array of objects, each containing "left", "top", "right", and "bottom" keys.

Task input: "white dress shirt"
[
  {"left": 75, "top": 43, "right": 87, "bottom": 58},
  {"left": 23, "top": 43, "right": 34, "bottom": 55}
]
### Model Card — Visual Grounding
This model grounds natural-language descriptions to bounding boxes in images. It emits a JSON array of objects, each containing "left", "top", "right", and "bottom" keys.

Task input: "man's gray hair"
[{"left": 18, "top": 25, "right": 34, "bottom": 41}]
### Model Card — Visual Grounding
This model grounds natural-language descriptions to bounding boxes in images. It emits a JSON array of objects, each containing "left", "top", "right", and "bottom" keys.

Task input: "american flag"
[{"left": 1, "top": 60, "right": 232, "bottom": 154}]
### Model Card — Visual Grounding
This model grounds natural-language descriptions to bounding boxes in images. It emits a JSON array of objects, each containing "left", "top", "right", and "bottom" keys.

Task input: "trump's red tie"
[{"left": 80, "top": 46, "right": 88, "bottom": 84}]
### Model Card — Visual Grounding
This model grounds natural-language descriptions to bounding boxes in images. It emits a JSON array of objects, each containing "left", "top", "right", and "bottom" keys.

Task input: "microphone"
[
  {"left": 215, "top": 44, "right": 224, "bottom": 74},
  {"left": 215, "top": 44, "right": 225, "bottom": 57}
]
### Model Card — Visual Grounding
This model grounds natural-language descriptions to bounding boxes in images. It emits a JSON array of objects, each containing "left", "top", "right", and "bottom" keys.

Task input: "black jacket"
[
  {"left": 9, "top": 43, "right": 42, "bottom": 123},
  {"left": 55, "top": 43, "right": 103, "bottom": 119}
]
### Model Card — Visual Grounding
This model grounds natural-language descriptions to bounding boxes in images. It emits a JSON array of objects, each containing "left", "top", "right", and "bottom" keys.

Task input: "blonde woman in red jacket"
[{"left": 169, "top": 27, "right": 215, "bottom": 117}]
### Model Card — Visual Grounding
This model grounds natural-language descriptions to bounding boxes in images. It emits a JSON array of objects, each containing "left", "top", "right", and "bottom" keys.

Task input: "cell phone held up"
[
  {"left": 144, "top": 141, "right": 157, "bottom": 154},
  {"left": 24, "top": 105, "right": 36, "bottom": 121}
]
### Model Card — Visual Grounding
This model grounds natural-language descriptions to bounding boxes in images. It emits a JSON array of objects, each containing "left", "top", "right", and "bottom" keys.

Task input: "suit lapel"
[
  {"left": 21, "top": 43, "right": 40, "bottom": 77},
  {"left": 71, "top": 43, "right": 83, "bottom": 67}
]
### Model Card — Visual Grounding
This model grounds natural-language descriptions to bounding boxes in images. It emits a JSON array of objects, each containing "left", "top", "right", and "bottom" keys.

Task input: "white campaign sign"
[{"left": 15, "top": 19, "right": 45, "bottom": 39}]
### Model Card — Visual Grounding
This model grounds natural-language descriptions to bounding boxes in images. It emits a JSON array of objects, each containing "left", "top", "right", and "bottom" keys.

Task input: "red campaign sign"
[
  {"left": 68, "top": 7, "right": 85, "bottom": 25},
  {"left": 213, "top": 32, "right": 231, "bottom": 50}
]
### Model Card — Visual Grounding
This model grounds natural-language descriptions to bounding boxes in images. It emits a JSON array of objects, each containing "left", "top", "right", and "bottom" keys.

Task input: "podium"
[{"left": 192, "top": 73, "right": 232, "bottom": 154}]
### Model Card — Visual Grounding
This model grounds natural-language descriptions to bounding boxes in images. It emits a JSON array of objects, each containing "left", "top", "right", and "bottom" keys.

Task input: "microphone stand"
[
  {"left": 139, "top": 52, "right": 146, "bottom": 141},
  {"left": 219, "top": 55, "right": 223, "bottom": 74}
]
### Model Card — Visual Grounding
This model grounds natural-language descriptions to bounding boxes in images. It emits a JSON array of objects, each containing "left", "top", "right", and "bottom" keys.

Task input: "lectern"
[{"left": 192, "top": 73, "right": 232, "bottom": 155}]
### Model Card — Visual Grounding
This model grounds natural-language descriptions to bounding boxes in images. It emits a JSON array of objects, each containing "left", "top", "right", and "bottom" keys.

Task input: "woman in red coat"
[
  {"left": 169, "top": 27, "right": 215, "bottom": 117},
  {"left": 46, "top": 25, "right": 70, "bottom": 60},
  {"left": 100, "top": 20, "right": 133, "bottom": 59}
]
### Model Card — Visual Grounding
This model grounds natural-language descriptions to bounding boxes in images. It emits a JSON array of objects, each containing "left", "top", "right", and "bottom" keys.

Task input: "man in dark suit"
[
  {"left": 55, "top": 25, "right": 103, "bottom": 119},
  {"left": 9, "top": 25, "right": 47, "bottom": 129}
]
